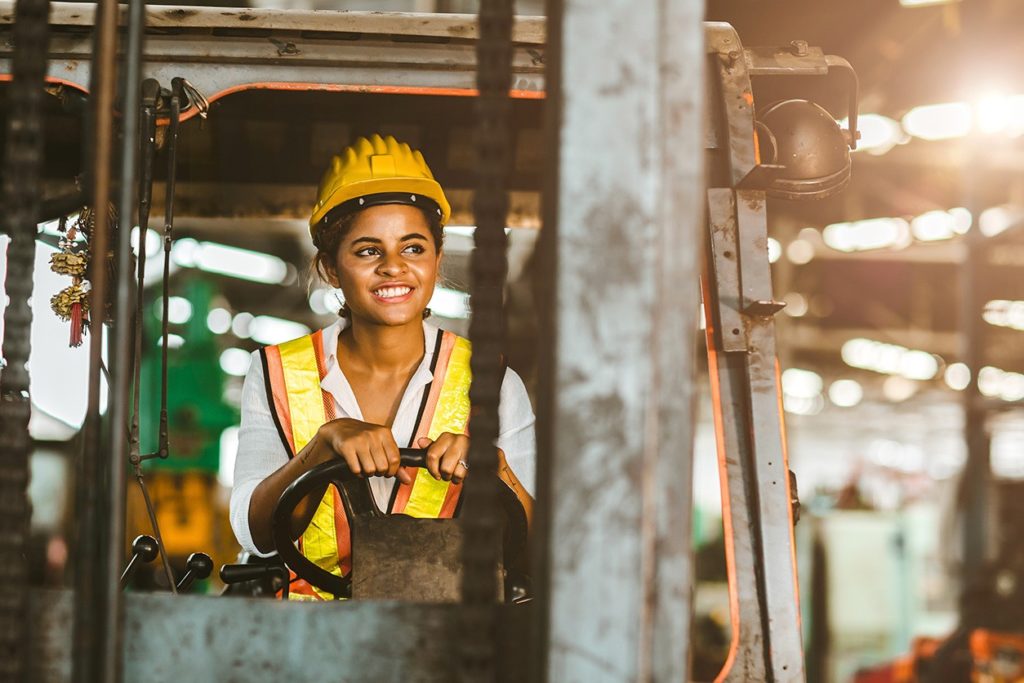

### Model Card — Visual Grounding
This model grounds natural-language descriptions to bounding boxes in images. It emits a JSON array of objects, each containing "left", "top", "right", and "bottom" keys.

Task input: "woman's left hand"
[{"left": 418, "top": 433, "right": 469, "bottom": 484}]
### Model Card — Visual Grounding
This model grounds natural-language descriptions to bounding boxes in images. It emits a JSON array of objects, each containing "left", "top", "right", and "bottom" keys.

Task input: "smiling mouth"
[{"left": 373, "top": 285, "right": 414, "bottom": 301}]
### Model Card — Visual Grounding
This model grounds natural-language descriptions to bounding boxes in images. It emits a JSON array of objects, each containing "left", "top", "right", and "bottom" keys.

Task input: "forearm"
[{"left": 247, "top": 433, "right": 332, "bottom": 554}]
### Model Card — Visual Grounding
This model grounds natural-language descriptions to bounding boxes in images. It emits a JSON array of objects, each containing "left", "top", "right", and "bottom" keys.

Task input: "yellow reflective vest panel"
[{"left": 261, "top": 327, "right": 472, "bottom": 600}]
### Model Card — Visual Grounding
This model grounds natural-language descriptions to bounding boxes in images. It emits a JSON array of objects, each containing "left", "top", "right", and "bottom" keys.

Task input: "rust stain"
[
  {"left": 164, "top": 7, "right": 196, "bottom": 19},
  {"left": 740, "top": 193, "right": 763, "bottom": 211}
]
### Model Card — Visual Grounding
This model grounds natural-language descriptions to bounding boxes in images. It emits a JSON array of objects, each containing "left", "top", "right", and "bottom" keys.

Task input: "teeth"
[{"left": 376, "top": 286, "right": 411, "bottom": 299}]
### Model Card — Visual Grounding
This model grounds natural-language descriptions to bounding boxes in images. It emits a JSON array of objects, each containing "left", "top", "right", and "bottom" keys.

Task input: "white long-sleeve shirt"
[{"left": 229, "top": 318, "right": 537, "bottom": 557}]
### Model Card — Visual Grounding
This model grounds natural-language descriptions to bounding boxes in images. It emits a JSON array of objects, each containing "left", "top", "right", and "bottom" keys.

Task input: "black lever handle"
[
  {"left": 120, "top": 535, "right": 159, "bottom": 589},
  {"left": 219, "top": 563, "right": 290, "bottom": 599},
  {"left": 398, "top": 448, "right": 427, "bottom": 469},
  {"left": 175, "top": 552, "right": 213, "bottom": 592}
]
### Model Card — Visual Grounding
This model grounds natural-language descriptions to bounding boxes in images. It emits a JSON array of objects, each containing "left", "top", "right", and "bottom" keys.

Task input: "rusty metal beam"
[
  {"left": 705, "top": 23, "right": 805, "bottom": 683},
  {"left": 538, "top": 0, "right": 704, "bottom": 680},
  {"left": 0, "top": 2, "right": 546, "bottom": 44}
]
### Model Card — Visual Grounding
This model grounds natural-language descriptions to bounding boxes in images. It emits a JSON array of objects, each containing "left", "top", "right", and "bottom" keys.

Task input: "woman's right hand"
[{"left": 316, "top": 418, "right": 412, "bottom": 485}]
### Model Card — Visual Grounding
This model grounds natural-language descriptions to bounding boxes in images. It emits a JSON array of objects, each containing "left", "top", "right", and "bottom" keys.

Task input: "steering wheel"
[{"left": 272, "top": 448, "right": 529, "bottom": 598}]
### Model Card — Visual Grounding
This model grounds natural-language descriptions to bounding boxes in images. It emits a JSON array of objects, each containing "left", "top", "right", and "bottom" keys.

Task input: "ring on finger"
[{"left": 458, "top": 459, "right": 469, "bottom": 471}]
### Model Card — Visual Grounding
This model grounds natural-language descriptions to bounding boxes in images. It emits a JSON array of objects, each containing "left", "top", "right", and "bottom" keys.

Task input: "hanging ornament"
[{"left": 48, "top": 204, "right": 117, "bottom": 347}]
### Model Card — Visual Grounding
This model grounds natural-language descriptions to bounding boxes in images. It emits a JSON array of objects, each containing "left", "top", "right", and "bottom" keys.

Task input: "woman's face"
[{"left": 328, "top": 204, "right": 440, "bottom": 328}]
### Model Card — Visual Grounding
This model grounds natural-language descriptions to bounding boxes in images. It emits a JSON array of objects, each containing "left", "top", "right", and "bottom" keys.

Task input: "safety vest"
[{"left": 261, "top": 326, "right": 472, "bottom": 600}]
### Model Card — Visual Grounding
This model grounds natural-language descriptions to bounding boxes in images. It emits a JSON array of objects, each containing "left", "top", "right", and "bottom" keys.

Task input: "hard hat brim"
[{"left": 309, "top": 177, "right": 451, "bottom": 235}]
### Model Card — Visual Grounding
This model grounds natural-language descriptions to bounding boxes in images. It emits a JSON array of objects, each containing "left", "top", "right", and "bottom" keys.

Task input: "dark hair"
[{"left": 311, "top": 203, "right": 445, "bottom": 290}]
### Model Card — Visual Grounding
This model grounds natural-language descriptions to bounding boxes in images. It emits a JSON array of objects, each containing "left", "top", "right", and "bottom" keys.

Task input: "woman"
[{"left": 229, "top": 134, "right": 536, "bottom": 600}]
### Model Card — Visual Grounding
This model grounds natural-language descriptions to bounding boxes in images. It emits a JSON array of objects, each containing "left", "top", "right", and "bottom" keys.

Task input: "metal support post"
[
  {"left": 71, "top": 0, "right": 118, "bottom": 679},
  {"left": 538, "top": 0, "right": 705, "bottom": 680},
  {"left": 703, "top": 25, "right": 805, "bottom": 682}
]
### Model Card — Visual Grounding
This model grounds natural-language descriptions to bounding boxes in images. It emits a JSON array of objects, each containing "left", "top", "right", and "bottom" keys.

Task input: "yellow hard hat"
[{"left": 309, "top": 134, "right": 451, "bottom": 236}]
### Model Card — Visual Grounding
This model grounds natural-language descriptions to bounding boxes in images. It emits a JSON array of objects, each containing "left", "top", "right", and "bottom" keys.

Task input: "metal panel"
[
  {"left": 2, "top": 2, "right": 547, "bottom": 44},
  {"left": 0, "top": 23, "right": 547, "bottom": 98},
  {"left": 31, "top": 589, "right": 530, "bottom": 683},
  {"left": 541, "top": 0, "right": 703, "bottom": 680}
]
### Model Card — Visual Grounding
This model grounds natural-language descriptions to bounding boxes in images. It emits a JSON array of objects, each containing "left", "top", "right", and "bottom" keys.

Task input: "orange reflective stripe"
[
  {"left": 277, "top": 332, "right": 326, "bottom": 452},
  {"left": 263, "top": 344, "right": 296, "bottom": 455},
  {"left": 394, "top": 333, "right": 471, "bottom": 519}
]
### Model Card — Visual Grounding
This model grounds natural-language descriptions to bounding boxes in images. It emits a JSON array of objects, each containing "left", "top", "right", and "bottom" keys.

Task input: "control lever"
[
  {"left": 219, "top": 563, "right": 290, "bottom": 599},
  {"left": 175, "top": 552, "right": 213, "bottom": 592},
  {"left": 120, "top": 535, "right": 159, "bottom": 589}
]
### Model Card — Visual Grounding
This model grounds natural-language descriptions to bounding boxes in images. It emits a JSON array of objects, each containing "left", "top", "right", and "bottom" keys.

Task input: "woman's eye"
[
  {"left": 403, "top": 244, "right": 425, "bottom": 255},
  {"left": 355, "top": 247, "right": 379, "bottom": 257}
]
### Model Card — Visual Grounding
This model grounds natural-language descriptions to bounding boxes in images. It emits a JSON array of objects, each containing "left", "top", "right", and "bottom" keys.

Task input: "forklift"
[{"left": 0, "top": 1, "right": 857, "bottom": 680}]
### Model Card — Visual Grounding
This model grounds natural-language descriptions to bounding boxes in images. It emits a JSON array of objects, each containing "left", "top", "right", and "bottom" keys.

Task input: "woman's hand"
[
  {"left": 418, "top": 433, "right": 469, "bottom": 484},
  {"left": 319, "top": 418, "right": 412, "bottom": 484}
]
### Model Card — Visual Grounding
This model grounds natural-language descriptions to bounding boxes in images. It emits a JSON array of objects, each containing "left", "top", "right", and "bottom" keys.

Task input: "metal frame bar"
[
  {"left": 704, "top": 23, "right": 804, "bottom": 683},
  {"left": 539, "top": 0, "right": 704, "bottom": 680}
]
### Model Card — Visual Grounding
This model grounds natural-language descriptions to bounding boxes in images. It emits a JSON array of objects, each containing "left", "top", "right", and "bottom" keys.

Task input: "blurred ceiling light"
[
  {"left": 782, "top": 292, "right": 808, "bottom": 317},
  {"left": 902, "top": 102, "right": 972, "bottom": 141},
  {"left": 782, "top": 367, "right": 823, "bottom": 399},
  {"left": 443, "top": 225, "right": 477, "bottom": 239},
  {"left": 192, "top": 242, "right": 289, "bottom": 285},
  {"left": 171, "top": 237, "right": 200, "bottom": 267},
  {"left": 823, "top": 217, "right": 911, "bottom": 252},
  {"left": 828, "top": 379, "right": 863, "bottom": 407},
  {"left": 309, "top": 287, "right": 343, "bottom": 316},
  {"left": 899, "top": 0, "right": 960, "bottom": 7},
  {"left": 767, "top": 237, "right": 782, "bottom": 264},
  {"left": 163, "top": 296, "right": 193, "bottom": 324},
  {"left": 430, "top": 286, "right": 471, "bottom": 319},
  {"left": 231, "top": 312, "right": 254, "bottom": 338},
  {"left": 945, "top": 362, "right": 971, "bottom": 391},
  {"left": 977, "top": 94, "right": 1024, "bottom": 137},
  {"left": 786, "top": 238, "right": 815, "bottom": 264},
  {"left": 206, "top": 307, "right": 232, "bottom": 335},
  {"left": 248, "top": 316, "right": 311, "bottom": 346},
  {"left": 841, "top": 337, "right": 940, "bottom": 380},
  {"left": 219, "top": 348, "right": 252, "bottom": 377},
  {"left": 218, "top": 426, "right": 240, "bottom": 488},
  {"left": 983, "top": 299, "right": 1024, "bottom": 331},
  {"left": 868, "top": 439, "right": 925, "bottom": 473},
  {"left": 991, "top": 425, "right": 1024, "bottom": 479},
  {"left": 979, "top": 205, "right": 1024, "bottom": 237},
  {"left": 783, "top": 393, "right": 824, "bottom": 416},
  {"left": 171, "top": 239, "right": 288, "bottom": 285},
  {"left": 443, "top": 225, "right": 512, "bottom": 238},
  {"left": 882, "top": 375, "right": 918, "bottom": 402},
  {"left": 130, "top": 227, "right": 162, "bottom": 256},
  {"left": 910, "top": 207, "right": 972, "bottom": 241},
  {"left": 156, "top": 334, "right": 185, "bottom": 349},
  {"left": 841, "top": 114, "right": 906, "bottom": 154},
  {"left": 979, "top": 366, "right": 1024, "bottom": 402}
]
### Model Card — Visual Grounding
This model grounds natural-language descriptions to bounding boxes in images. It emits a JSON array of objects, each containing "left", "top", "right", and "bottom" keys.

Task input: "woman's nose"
[{"left": 376, "top": 252, "right": 407, "bottom": 275}]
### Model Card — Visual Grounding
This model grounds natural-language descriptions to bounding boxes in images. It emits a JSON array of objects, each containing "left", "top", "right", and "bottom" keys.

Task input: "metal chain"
[
  {"left": 461, "top": 0, "right": 514, "bottom": 680},
  {"left": 0, "top": 0, "right": 50, "bottom": 679}
]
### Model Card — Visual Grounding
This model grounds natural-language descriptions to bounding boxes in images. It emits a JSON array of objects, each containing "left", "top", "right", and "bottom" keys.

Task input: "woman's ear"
[{"left": 319, "top": 255, "right": 341, "bottom": 288}]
